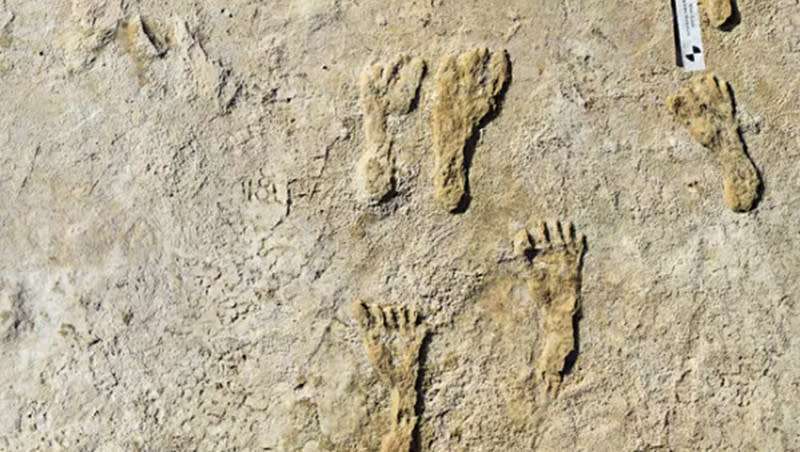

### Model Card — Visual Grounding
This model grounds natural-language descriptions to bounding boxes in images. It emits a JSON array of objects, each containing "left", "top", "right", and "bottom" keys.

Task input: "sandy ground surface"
[{"left": 1, "top": 0, "right": 799, "bottom": 450}]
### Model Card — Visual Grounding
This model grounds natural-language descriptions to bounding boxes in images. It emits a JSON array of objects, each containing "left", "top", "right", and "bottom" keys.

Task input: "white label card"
[{"left": 673, "top": 0, "right": 706, "bottom": 71}]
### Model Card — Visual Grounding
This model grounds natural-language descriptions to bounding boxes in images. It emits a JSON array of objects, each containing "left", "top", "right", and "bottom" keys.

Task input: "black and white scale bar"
[{"left": 672, "top": 0, "right": 706, "bottom": 71}]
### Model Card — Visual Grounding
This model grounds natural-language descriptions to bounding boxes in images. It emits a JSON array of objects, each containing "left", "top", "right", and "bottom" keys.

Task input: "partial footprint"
[
  {"left": 431, "top": 48, "right": 509, "bottom": 212},
  {"left": 352, "top": 301, "right": 427, "bottom": 452},
  {"left": 357, "top": 55, "right": 425, "bottom": 203},
  {"left": 513, "top": 221, "right": 585, "bottom": 395},
  {"left": 699, "top": 0, "right": 734, "bottom": 28},
  {"left": 667, "top": 73, "right": 761, "bottom": 212}
]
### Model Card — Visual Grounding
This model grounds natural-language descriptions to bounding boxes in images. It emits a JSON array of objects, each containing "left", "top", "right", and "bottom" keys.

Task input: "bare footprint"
[
  {"left": 699, "top": 0, "right": 734, "bottom": 28},
  {"left": 352, "top": 301, "right": 427, "bottom": 452},
  {"left": 513, "top": 221, "right": 585, "bottom": 395},
  {"left": 667, "top": 73, "right": 761, "bottom": 212},
  {"left": 357, "top": 55, "right": 425, "bottom": 203},
  {"left": 431, "top": 48, "right": 509, "bottom": 212}
]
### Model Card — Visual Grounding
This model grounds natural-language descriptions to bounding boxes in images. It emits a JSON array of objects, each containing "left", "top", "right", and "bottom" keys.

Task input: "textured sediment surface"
[{"left": 1, "top": 1, "right": 799, "bottom": 450}]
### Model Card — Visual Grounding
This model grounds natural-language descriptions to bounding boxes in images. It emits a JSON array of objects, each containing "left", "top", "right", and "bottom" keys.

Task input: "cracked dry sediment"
[
  {"left": 352, "top": 301, "right": 426, "bottom": 452},
  {"left": 357, "top": 54, "right": 425, "bottom": 203},
  {"left": 699, "top": 0, "right": 734, "bottom": 28},
  {"left": 667, "top": 73, "right": 762, "bottom": 212},
  {"left": 431, "top": 48, "right": 509, "bottom": 212},
  {"left": 513, "top": 221, "right": 585, "bottom": 395}
]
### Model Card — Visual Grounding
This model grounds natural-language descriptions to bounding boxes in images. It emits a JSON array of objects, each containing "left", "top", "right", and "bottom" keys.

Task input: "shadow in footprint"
[
  {"left": 562, "top": 308, "right": 582, "bottom": 376},
  {"left": 736, "top": 128, "right": 765, "bottom": 210},
  {"left": 410, "top": 331, "right": 432, "bottom": 452},
  {"left": 727, "top": 83, "right": 764, "bottom": 210},
  {"left": 720, "top": 0, "right": 741, "bottom": 32},
  {"left": 562, "top": 234, "right": 587, "bottom": 377}
]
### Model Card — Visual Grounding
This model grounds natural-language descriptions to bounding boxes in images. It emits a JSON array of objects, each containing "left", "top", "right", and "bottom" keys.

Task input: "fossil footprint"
[
  {"left": 667, "top": 73, "right": 761, "bottom": 212},
  {"left": 352, "top": 301, "right": 427, "bottom": 452},
  {"left": 513, "top": 220, "right": 586, "bottom": 395},
  {"left": 699, "top": 0, "right": 734, "bottom": 28},
  {"left": 431, "top": 48, "right": 509, "bottom": 212},
  {"left": 357, "top": 54, "right": 425, "bottom": 204}
]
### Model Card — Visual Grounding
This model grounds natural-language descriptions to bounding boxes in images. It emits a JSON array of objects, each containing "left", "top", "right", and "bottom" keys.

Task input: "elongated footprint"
[
  {"left": 512, "top": 221, "right": 586, "bottom": 395},
  {"left": 357, "top": 55, "right": 425, "bottom": 203},
  {"left": 667, "top": 74, "right": 761, "bottom": 212},
  {"left": 352, "top": 301, "right": 426, "bottom": 452},
  {"left": 431, "top": 48, "right": 509, "bottom": 212}
]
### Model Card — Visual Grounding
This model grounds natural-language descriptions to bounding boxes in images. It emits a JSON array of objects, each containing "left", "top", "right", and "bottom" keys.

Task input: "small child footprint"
[
  {"left": 352, "top": 301, "right": 427, "bottom": 452},
  {"left": 357, "top": 55, "right": 425, "bottom": 204},
  {"left": 513, "top": 221, "right": 586, "bottom": 395},
  {"left": 667, "top": 73, "right": 762, "bottom": 212},
  {"left": 431, "top": 48, "right": 509, "bottom": 212}
]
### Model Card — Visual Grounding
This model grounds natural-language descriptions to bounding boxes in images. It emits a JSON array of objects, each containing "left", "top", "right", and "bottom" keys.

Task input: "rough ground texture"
[{"left": 1, "top": 0, "right": 799, "bottom": 451}]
